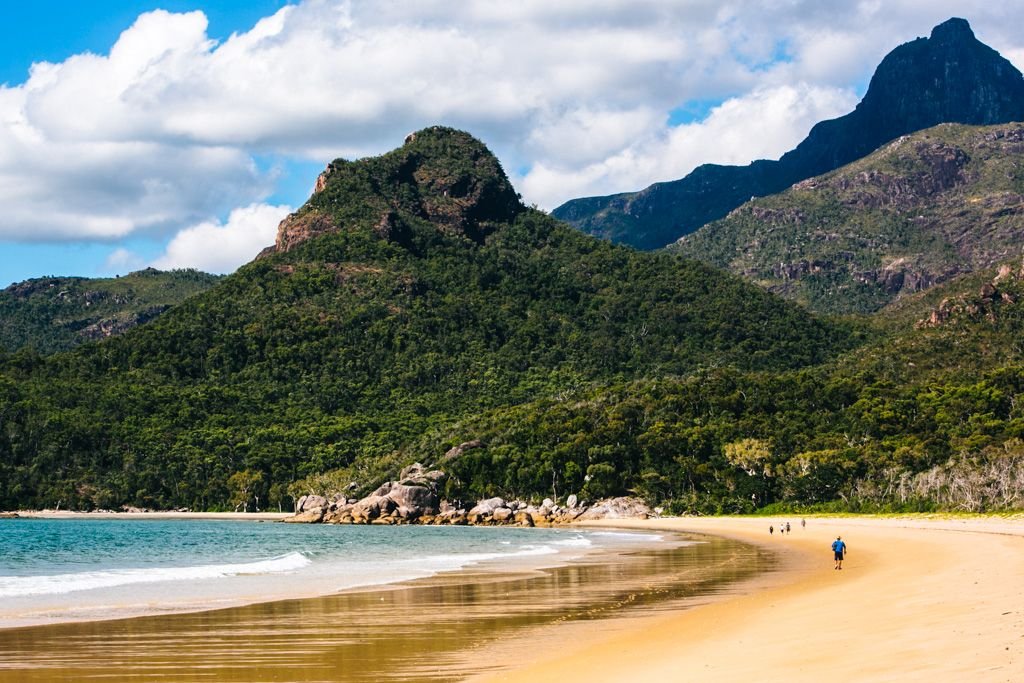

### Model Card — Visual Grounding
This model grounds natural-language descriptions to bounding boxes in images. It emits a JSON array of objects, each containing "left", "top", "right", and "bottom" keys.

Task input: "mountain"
[
  {"left": 0, "top": 127, "right": 850, "bottom": 512},
  {"left": 0, "top": 268, "right": 221, "bottom": 354},
  {"left": 673, "top": 122, "right": 1024, "bottom": 314},
  {"left": 397, "top": 258, "right": 1024, "bottom": 513},
  {"left": 553, "top": 18, "right": 1024, "bottom": 250}
]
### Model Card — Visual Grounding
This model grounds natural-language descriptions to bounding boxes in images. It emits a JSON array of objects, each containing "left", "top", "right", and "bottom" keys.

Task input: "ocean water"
[{"left": 0, "top": 518, "right": 665, "bottom": 627}]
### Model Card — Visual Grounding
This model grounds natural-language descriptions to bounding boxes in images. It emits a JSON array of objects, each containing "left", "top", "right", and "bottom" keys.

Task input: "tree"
[{"left": 228, "top": 469, "right": 264, "bottom": 512}]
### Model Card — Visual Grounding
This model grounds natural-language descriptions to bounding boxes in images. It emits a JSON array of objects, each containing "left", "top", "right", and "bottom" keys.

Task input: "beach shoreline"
[
  {"left": 0, "top": 523, "right": 770, "bottom": 682},
  {"left": 471, "top": 515, "right": 1024, "bottom": 682},
  {"left": 7, "top": 512, "right": 1024, "bottom": 681},
  {"left": 0, "top": 517, "right": 716, "bottom": 632}
]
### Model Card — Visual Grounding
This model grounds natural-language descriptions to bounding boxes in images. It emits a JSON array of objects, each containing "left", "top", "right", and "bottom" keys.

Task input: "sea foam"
[{"left": 0, "top": 551, "right": 311, "bottom": 598}]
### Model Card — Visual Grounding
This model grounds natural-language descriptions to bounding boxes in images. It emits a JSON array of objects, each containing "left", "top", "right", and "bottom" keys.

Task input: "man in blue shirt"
[{"left": 832, "top": 536, "right": 847, "bottom": 570}]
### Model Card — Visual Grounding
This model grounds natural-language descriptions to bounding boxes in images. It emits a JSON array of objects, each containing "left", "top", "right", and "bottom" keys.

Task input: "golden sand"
[
  {"left": 473, "top": 516, "right": 1024, "bottom": 682},
  {"left": 5, "top": 514, "right": 1023, "bottom": 681}
]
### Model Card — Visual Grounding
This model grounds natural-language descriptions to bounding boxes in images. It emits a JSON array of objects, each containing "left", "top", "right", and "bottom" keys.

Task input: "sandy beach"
[
  {"left": 4, "top": 513, "right": 1024, "bottom": 681},
  {"left": 473, "top": 515, "right": 1024, "bottom": 682}
]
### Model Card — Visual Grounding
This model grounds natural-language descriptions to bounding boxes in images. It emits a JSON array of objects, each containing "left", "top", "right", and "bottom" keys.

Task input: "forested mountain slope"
[
  {"left": 0, "top": 128, "right": 849, "bottom": 511},
  {"left": 673, "top": 123, "right": 1024, "bottom": 314},
  {"left": 0, "top": 268, "right": 221, "bottom": 354}
]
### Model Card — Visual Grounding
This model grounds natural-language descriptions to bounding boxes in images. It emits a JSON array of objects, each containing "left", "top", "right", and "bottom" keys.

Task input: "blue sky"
[
  {"left": 2, "top": 1, "right": 1023, "bottom": 285},
  {"left": 1, "top": 1, "right": 303, "bottom": 283}
]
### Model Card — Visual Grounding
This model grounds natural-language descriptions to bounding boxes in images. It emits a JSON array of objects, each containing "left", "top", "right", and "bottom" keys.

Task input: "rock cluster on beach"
[{"left": 283, "top": 462, "right": 652, "bottom": 526}]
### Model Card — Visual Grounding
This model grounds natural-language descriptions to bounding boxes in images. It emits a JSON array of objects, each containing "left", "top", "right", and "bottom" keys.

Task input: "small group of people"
[{"left": 768, "top": 519, "right": 806, "bottom": 535}]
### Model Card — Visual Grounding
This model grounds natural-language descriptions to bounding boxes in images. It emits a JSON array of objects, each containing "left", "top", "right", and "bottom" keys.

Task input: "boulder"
[
  {"left": 322, "top": 504, "right": 353, "bottom": 524},
  {"left": 492, "top": 507, "right": 514, "bottom": 523},
  {"left": 468, "top": 497, "right": 506, "bottom": 517},
  {"left": 297, "top": 494, "right": 327, "bottom": 513},
  {"left": 576, "top": 497, "right": 652, "bottom": 521},
  {"left": 398, "top": 463, "right": 447, "bottom": 488},
  {"left": 388, "top": 483, "right": 440, "bottom": 517},
  {"left": 554, "top": 508, "right": 585, "bottom": 524},
  {"left": 443, "top": 439, "right": 486, "bottom": 461},
  {"left": 283, "top": 508, "right": 325, "bottom": 524},
  {"left": 566, "top": 494, "right": 579, "bottom": 509},
  {"left": 351, "top": 496, "right": 384, "bottom": 522},
  {"left": 513, "top": 510, "right": 535, "bottom": 527}
]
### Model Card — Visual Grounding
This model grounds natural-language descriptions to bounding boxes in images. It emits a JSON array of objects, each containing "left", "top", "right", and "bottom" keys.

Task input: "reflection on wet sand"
[{"left": 0, "top": 533, "right": 776, "bottom": 682}]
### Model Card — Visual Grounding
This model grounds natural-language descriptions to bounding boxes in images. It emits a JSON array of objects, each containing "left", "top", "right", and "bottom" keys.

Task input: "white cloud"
[
  {"left": 520, "top": 84, "right": 858, "bottom": 207},
  {"left": 2, "top": 0, "right": 1024, "bottom": 263},
  {"left": 152, "top": 203, "right": 292, "bottom": 273}
]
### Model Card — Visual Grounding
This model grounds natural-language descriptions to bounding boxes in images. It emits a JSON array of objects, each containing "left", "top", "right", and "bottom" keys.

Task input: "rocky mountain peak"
[
  {"left": 930, "top": 17, "right": 974, "bottom": 43},
  {"left": 268, "top": 127, "right": 524, "bottom": 255},
  {"left": 554, "top": 17, "right": 1024, "bottom": 250}
]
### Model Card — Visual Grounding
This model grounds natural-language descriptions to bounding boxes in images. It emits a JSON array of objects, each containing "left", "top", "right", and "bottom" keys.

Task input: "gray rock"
[
  {"left": 301, "top": 497, "right": 325, "bottom": 511},
  {"left": 398, "top": 463, "right": 448, "bottom": 488},
  {"left": 492, "top": 507, "right": 514, "bottom": 523},
  {"left": 576, "top": 497, "right": 652, "bottom": 521},
  {"left": 566, "top": 494, "right": 578, "bottom": 509},
  {"left": 443, "top": 439, "right": 486, "bottom": 461},
  {"left": 468, "top": 497, "right": 506, "bottom": 517},
  {"left": 283, "top": 508, "right": 325, "bottom": 523}
]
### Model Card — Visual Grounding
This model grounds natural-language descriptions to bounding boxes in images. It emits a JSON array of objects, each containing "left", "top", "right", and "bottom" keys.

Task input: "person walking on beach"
[
  {"left": 832, "top": 536, "right": 847, "bottom": 570},
  {"left": 769, "top": 525, "right": 774, "bottom": 535},
  {"left": 785, "top": 522, "right": 791, "bottom": 534},
  {"left": 801, "top": 518, "right": 806, "bottom": 530}
]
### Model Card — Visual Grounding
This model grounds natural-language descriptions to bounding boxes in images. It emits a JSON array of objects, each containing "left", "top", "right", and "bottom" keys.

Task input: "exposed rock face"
[
  {"left": 260, "top": 127, "right": 524, "bottom": 256},
  {"left": 78, "top": 306, "right": 170, "bottom": 341},
  {"left": 269, "top": 211, "right": 340, "bottom": 254},
  {"left": 917, "top": 265, "right": 1022, "bottom": 328},
  {"left": 554, "top": 18, "right": 1024, "bottom": 250}
]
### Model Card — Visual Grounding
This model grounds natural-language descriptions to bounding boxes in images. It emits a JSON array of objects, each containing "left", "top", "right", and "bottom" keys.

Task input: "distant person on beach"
[
  {"left": 785, "top": 522, "right": 791, "bottom": 533},
  {"left": 801, "top": 518, "right": 806, "bottom": 530},
  {"left": 832, "top": 536, "right": 847, "bottom": 569},
  {"left": 769, "top": 525, "right": 774, "bottom": 535}
]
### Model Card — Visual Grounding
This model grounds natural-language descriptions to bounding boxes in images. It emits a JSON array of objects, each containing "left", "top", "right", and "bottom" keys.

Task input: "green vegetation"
[
  {"left": 674, "top": 123, "right": 1024, "bottom": 314},
  {"left": 0, "top": 128, "right": 850, "bottom": 512},
  {"left": 0, "top": 268, "right": 221, "bottom": 354},
  {"left": 3, "top": 126, "right": 1024, "bottom": 515}
]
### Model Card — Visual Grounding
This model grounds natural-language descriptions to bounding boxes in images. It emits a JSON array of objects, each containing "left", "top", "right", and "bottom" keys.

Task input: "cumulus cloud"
[
  {"left": 3, "top": 0, "right": 1024, "bottom": 266},
  {"left": 151, "top": 203, "right": 291, "bottom": 273},
  {"left": 520, "top": 84, "right": 858, "bottom": 206}
]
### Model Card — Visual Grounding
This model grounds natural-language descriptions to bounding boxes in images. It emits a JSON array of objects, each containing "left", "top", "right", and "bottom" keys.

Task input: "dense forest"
[{"left": 2, "top": 127, "right": 1023, "bottom": 514}]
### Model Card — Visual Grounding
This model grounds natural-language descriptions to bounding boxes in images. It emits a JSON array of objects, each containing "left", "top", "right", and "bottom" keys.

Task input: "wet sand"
[
  {"left": 475, "top": 516, "right": 1024, "bottom": 682},
  {"left": 0, "top": 530, "right": 775, "bottom": 682}
]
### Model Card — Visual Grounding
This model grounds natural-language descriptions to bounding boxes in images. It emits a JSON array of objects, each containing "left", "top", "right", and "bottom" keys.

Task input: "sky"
[{"left": 2, "top": 1, "right": 1024, "bottom": 285}]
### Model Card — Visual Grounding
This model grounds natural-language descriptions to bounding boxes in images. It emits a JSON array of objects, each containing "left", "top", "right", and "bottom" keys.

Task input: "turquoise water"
[{"left": 0, "top": 519, "right": 665, "bottom": 626}]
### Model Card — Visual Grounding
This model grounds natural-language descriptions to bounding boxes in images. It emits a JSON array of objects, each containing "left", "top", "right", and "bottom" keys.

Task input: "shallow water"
[
  {"left": 0, "top": 519, "right": 645, "bottom": 626},
  {"left": 0, "top": 527, "right": 775, "bottom": 682}
]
